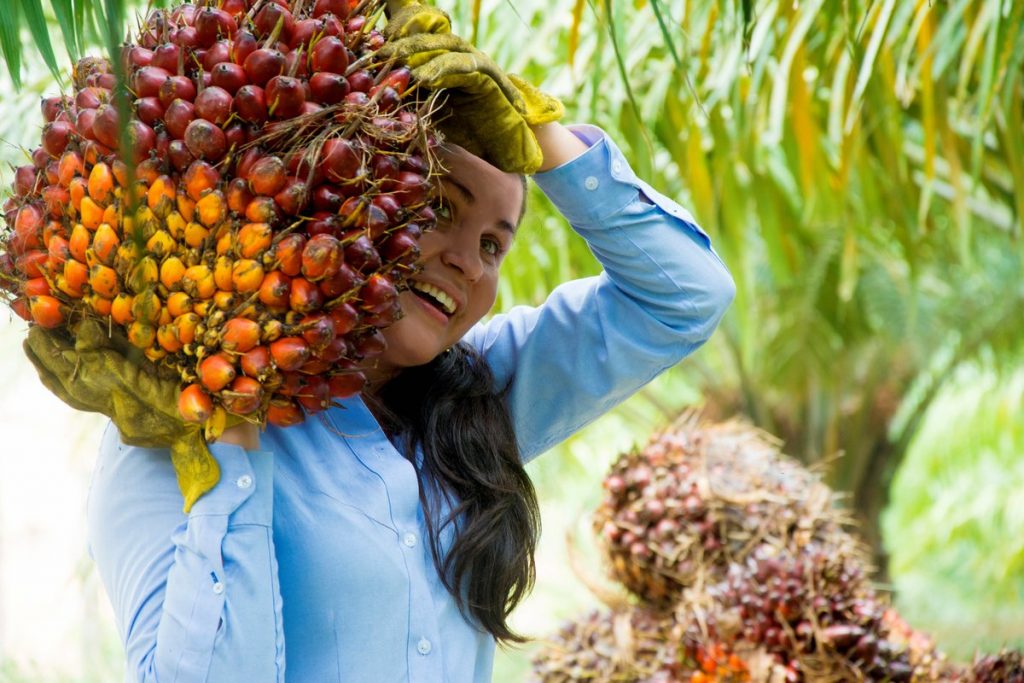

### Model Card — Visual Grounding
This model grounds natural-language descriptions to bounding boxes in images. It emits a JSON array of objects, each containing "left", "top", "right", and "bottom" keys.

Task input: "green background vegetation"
[{"left": 0, "top": 0, "right": 1021, "bottom": 680}]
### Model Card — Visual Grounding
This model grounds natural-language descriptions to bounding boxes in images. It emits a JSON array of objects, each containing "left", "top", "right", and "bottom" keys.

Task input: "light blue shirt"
[{"left": 86, "top": 125, "right": 735, "bottom": 682}]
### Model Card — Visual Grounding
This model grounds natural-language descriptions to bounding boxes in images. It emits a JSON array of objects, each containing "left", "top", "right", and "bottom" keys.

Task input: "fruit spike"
[{"left": 0, "top": 0, "right": 443, "bottom": 430}]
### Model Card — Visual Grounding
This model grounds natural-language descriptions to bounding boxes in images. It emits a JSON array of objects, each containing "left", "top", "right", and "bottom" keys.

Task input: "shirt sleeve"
[
  {"left": 463, "top": 124, "right": 736, "bottom": 462},
  {"left": 86, "top": 423, "right": 285, "bottom": 682}
]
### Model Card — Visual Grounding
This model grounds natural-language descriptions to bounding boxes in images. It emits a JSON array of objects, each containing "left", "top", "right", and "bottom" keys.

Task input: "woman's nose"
[{"left": 439, "top": 231, "right": 484, "bottom": 282}]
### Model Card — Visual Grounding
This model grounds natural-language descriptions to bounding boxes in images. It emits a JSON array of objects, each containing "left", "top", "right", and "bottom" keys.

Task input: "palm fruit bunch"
[
  {"left": 0, "top": 0, "right": 438, "bottom": 428},
  {"left": 591, "top": 415, "right": 863, "bottom": 605},
  {"left": 968, "top": 650, "right": 1024, "bottom": 682}
]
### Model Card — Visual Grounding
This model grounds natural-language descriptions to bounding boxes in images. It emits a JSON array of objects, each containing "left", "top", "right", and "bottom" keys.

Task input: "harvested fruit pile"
[
  {"left": 0, "top": 0, "right": 437, "bottom": 429},
  {"left": 532, "top": 417, "right": 1019, "bottom": 682}
]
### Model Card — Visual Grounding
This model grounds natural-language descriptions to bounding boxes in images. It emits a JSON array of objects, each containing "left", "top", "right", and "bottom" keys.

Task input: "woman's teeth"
[{"left": 412, "top": 282, "right": 456, "bottom": 314}]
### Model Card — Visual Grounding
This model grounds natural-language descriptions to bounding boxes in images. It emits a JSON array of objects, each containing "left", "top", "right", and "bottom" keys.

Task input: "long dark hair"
[{"left": 371, "top": 342, "right": 540, "bottom": 643}]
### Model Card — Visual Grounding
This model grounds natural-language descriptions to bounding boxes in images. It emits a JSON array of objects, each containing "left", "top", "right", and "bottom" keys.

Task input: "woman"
[{"left": 33, "top": 14, "right": 735, "bottom": 681}]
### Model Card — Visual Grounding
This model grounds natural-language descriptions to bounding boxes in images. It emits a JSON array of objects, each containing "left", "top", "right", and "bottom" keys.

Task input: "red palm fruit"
[
  {"left": 222, "top": 317, "right": 261, "bottom": 353},
  {"left": 9, "top": 296, "right": 32, "bottom": 321},
  {"left": 123, "top": 44, "right": 153, "bottom": 68},
  {"left": 394, "top": 171, "right": 429, "bottom": 204},
  {"left": 274, "top": 178, "right": 308, "bottom": 216},
  {"left": 254, "top": 3, "right": 295, "bottom": 42},
  {"left": 13, "top": 164, "right": 38, "bottom": 195},
  {"left": 344, "top": 90, "right": 369, "bottom": 106},
  {"left": 12, "top": 205, "right": 43, "bottom": 254},
  {"left": 42, "top": 120, "right": 74, "bottom": 157},
  {"left": 238, "top": 222, "right": 273, "bottom": 258},
  {"left": 43, "top": 160, "right": 60, "bottom": 187},
  {"left": 344, "top": 235, "right": 381, "bottom": 273},
  {"left": 75, "top": 86, "right": 106, "bottom": 110},
  {"left": 159, "top": 76, "right": 197, "bottom": 108},
  {"left": 134, "top": 66, "right": 171, "bottom": 98},
  {"left": 258, "top": 270, "right": 291, "bottom": 309},
  {"left": 272, "top": 234, "right": 305, "bottom": 276},
  {"left": 313, "top": 0, "right": 349, "bottom": 18},
  {"left": 300, "top": 234, "right": 342, "bottom": 281},
  {"left": 240, "top": 344, "right": 272, "bottom": 379},
  {"left": 295, "top": 374, "right": 330, "bottom": 413},
  {"left": 315, "top": 335, "right": 350, "bottom": 364},
  {"left": 194, "top": 86, "right": 233, "bottom": 126},
  {"left": 170, "top": 26, "right": 200, "bottom": 49},
  {"left": 236, "top": 147, "right": 264, "bottom": 180},
  {"left": 139, "top": 158, "right": 165, "bottom": 186},
  {"left": 290, "top": 18, "right": 321, "bottom": 48},
  {"left": 380, "top": 229, "right": 420, "bottom": 263},
  {"left": 41, "top": 185, "right": 70, "bottom": 218},
  {"left": 221, "top": 0, "right": 246, "bottom": 17},
  {"left": 231, "top": 258, "right": 265, "bottom": 292},
  {"left": 75, "top": 109, "right": 97, "bottom": 141},
  {"left": 244, "top": 196, "right": 280, "bottom": 223},
  {"left": 23, "top": 277, "right": 51, "bottom": 297},
  {"left": 265, "top": 75, "right": 305, "bottom": 119},
  {"left": 307, "top": 212, "right": 341, "bottom": 238},
  {"left": 283, "top": 49, "right": 310, "bottom": 79},
  {"left": 184, "top": 119, "right": 227, "bottom": 161},
  {"left": 235, "top": 84, "right": 269, "bottom": 123},
  {"left": 368, "top": 84, "right": 400, "bottom": 113},
  {"left": 347, "top": 70, "right": 373, "bottom": 93},
  {"left": 248, "top": 155, "right": 287, "bottom": 195},
  {"left": 122, "top": 120, "right": 157, "bottom": 163},
  {"left": 384, "top": 67, "right": 412, "bottom": 95},
  {"left": 17, "top": 251, "right": 48, "bottom": 279},
  {"left": 222, "top": 376, "right": 262, "bottom": 415},
  {"left": 195, "top": 8, "right": 237, "bottom": 48},
  {"left": 211, "top": 62, "right": 247, "bottom": 94},
  {"left": 231, "top": 29, "right": 258, "bottom": 64},
  {"left": 352, "top": 329, "right": 386, "bottom": 358},
  {"left": 91, "top": 104, "right": 120, "bottom": 148},
  {"left": 224, "top": 121, "right": 248, "bottom": 148},
  {"left": 178, "top": 383, "right": 214, "bottom": 423},
  {"left": 150, "top": 43, "right": 181, "bottom": 72},
  {"left": 311, "top": 184, "right": 344, "bottom": 213},
  {"left": 300, "top": 313, "right": 335, "bottom": 351},
  {"left": 41, "top": 95, "right": 69, "bottom": 122},
  {"left": 167, "top": 140, "right": 194, "bottom": 171},
  {"left": 164, "top": 98, "right": 196, "bottom": 139},
  {"left": 135, "top": 96, "right": 165, "bottom": 126},
  {"left": 328, "top": 302, "right": 359, "bottom": 335},
  {"left": 47, "top": 235, "right": 71, "bottom": 269},
  {"left": 361, "top": 274, "right": 397, "bottom": 314},
  {"left": 226, "top": 178, "right": 254, "bottom": 215},
  {"left": 183, "top": 160, "right": 221, "bottom": 201},
  {"left": 270, "top": 337, "right": 310, "bottom": 371},
  {"left": 289, "top": 277, "right": 323, "bottom": 313},
  {"left": 329, "top": 370, "right": 365, "bottom": 399},
  {"left": 364, "top": 204, "right": 389, "bottom": 239},
  {"left": 345, "top": 15, "right": 366, "bottom": 33},
  {"left": 319, "top": 138, "right": 361, "bottom": 184},
  {"left": 267, "top": 398, "right": 304, "bottom": 427},
  {"left": 318, "top": 262, "right": 362, "bottom": 298},
  {"left": 311, "top": 36, "right": 348, "bottom": 74},
  {"left": 309, "top": 71, "right": 349, "bottom": 105},
  {"left": 371, "top": 154, "right": 400, "bottom": 182},
  {"left": 199, "top": 352, "right": 236, "bottom": 392},
  {"left": 243, "top": 48, "right": 285, "bottom": 87}
]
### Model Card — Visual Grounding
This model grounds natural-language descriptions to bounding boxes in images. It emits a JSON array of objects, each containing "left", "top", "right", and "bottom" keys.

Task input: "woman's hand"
[{"left": 530, "top": 123, "right": 590, "bottom": 173}]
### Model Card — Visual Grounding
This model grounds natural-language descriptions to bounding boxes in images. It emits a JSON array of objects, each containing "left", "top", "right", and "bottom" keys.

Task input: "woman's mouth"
[{"left": 409, "top": 281, "right": 457, "bottom": 317}]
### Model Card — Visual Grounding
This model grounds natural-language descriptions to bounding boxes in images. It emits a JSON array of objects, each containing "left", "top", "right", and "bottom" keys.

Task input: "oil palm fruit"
[{"left": 1, "top": 0, "right": 439, "bottom": 430}]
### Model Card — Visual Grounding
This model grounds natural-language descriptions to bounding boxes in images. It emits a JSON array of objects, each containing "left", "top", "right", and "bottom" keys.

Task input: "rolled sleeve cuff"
[
  {"left": 188, "top": 444, "right": 273, "bottom": 525},
  {"left": 532, "top": 124, "right": 712, "bottom": 247}
]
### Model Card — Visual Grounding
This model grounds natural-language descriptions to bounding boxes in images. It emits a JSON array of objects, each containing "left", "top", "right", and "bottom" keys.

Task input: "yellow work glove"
[
  {"left": 23, "top": 318, "right": 221, "bottom": 513},
  {"left": 378, "top": 5, "right": 564, "bottom": 174}
]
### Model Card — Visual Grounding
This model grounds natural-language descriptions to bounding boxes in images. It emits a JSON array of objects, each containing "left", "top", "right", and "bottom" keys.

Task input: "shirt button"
[
  {"left": 236, "top": 475, "right": 253, "bottom": 489},
  {"left": 403, "top": 532, "right": 417, "bottom": 548},
  {"left": 584, "top": 176, "right": 599, "bottom": 191},
  {"left": 611, "top": 160, "right": 623, "bottom": 174},
  {"left": 417, "top": 638, "right": 432, "bottom": 655},
  {"left": 212, "top": 582, "right": 225, "bottom": 595}
]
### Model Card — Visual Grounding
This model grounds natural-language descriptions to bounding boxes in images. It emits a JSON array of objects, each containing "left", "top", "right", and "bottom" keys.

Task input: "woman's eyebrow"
[{"left": 444, "top": 177, "right": 475, "bottom": 204}]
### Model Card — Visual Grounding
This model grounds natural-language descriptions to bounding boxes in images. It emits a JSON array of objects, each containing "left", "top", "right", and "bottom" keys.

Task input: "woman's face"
[{"left": 369, "top": 146, "right": 524, "bottom": 378}]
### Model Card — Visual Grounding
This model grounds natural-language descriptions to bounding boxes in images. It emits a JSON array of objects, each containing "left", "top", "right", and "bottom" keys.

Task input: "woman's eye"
[
  {"left": 481, "top": 237, "right": 502, "bottom": 257},
  {"left": 435, "top": 201, "right": 453, "bottom": 222}
]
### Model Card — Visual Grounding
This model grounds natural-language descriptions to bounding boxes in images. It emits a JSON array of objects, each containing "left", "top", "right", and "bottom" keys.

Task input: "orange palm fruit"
[
  {"left": 196, "top": 190, "right": 227, "bottom": 228},
  {"left": 126, "top": 321, "right": 157, "bottom": 349},
  {"left": 231, "top": 258, "right": 264, "bottom": 293},
  {"left": 166, "top": 291, "right": 193, "bottom": 318},
  {"left": 131, "top": 288, "right": 162, "bottom": 324},
  {"left": 260, "top": 318, "right": 284, "bottom": 343},
  {"left": 23, "top": 277, "right": 51, "bottom": 298},
  {"left": 88, "top": 264, "right": 119, "bottom": 298},
  {"left": 245, "top": 196, "right": 279, "bottom": 223},
  {"left": 192, "top": 299, "right": 213, "bottom": 317},
  {"left": 213, "top": 255, "right": 235, "bottom": 291},
  {"left": 213, "top": 290, "right": 238, "bottom": 311},
  {"left": 175, "top": 312, "right": 201, "bottom": 345},
  {"left": 289, "top": 277, "right": 323, "bottom": 313},
  {"left": 184, "top": 221, "right": 210, "bottom": 249},
  {"left": 28, "top": 295, "right": 63, "bottom": 328},
  {"left": 114, "top": 240, "right": 143, "bottom": 274},
  {"left": 87, "top": 162, "right": 114, "bottom": 205},
  {"left": 237, "top": 223, "right": 273, "bottom": 259},
  {"left": 273, "top": 234, "right": 305, "bottom": 276},
  {"left": 215, "top": 230, "right": 233, "bottom": 256},
  {"left": 222, "top": 317, "right": 261, "bottom": 353},
  {"left": 183, "top": 160, "right": 221, "bottom": 202},
  {"left": 46, "top": 234, "right": 71, "bottom": 269},
  {"left": 135, "top": 158, "right": 161, "bottom": 186},
  {"left": 270, "top": 337, "right": 310, "bottom": 372},
  {"left": 147, "top": 175, "right": 177, "bottom": 218},
  {"left": 158, "top": 305, "right": 172, "bottom": 327},
  {"left": 69, "top": 177, "right": 87, "bottom": 211},
  {"left": 110, "top": 293, "right": 135, "bottom": 325},
  {"left": 165, "top": 211, "right": 186, "bottom": 239},
  {"left": 222, "top": 376, "right": 262, "bottom": 415},
  {"left": 226, "top": 177, "right": 254, "bottom": 215},
  {"left": 111, "top": 160, "right": 129, "bottom": 188},
  {"left": 41, "top": 219, "right": 67, "bottom": 247},
  {"left": 160, "top": 256, "right": 187, "bottom": 291},
  {"left": 199, "top": 352, "right": 237, "bottom": 392},
  {"left": 240, "top": 345, "right": 272, "bottom": 380},
  {"left": 182, "top": 264, "right": 216, "bottom": 299},
  {"left": 146, "top": 229, "right": 176, "bottom": 258},
  {"left": 177, "top": 191, "right": 197, "bottom": 222},
  {"left": 178, "top": 383, "right": 214, "bottom": 423},
  {"left": 144, "top": 346, "right": 167, "bottom": 363},
  {"left": 79, "top": 196, "right": 104, "bottom": 230},
  {"left": 57, "top": 151, "right": 85, "bottom": 187},
  {"left": 157, "top": 323, "right": 184, "bottom": 353},
  {"left": 258, "top": 270, "right": 291, "bottom": 309},
  {"left": 61, "top": 259, "right": 89, "bottom": 298},
  {"left": 127, "top": 256, "right": 159, "bottom": 292},
  {"left": 248, "top": 156, "right": 287, "bottom": 196},
  {"left": 85, "top": 293, "right": 113, "bottom": 317},
  {"left": 92, "top": 223, "right": 120, "bottom": 265},
  {"left": 101, "top": 203, "right": 119, "bottom": 228},
  {"left": 267, "top": 399, "right": 304, "bottom": 427}
]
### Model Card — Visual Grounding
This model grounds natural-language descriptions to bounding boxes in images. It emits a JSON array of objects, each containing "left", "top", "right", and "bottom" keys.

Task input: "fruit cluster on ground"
[
  {"left": 531, "top": 416, "right": 1024, "bottom": 682},
  {"left": 0, "top": 0, "right": 440, "bottom": 429}
]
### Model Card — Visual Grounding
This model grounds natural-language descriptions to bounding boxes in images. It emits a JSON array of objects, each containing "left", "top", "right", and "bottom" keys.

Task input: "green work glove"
[
  {"left": 384, "top": 0, "right": 451, "bottom": 37},
  {"left": 23, "top": 319, "right": 220, "bottom": 513},
  {"left": 378, "top": 10, "right": 564, "bottom": 173}
]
